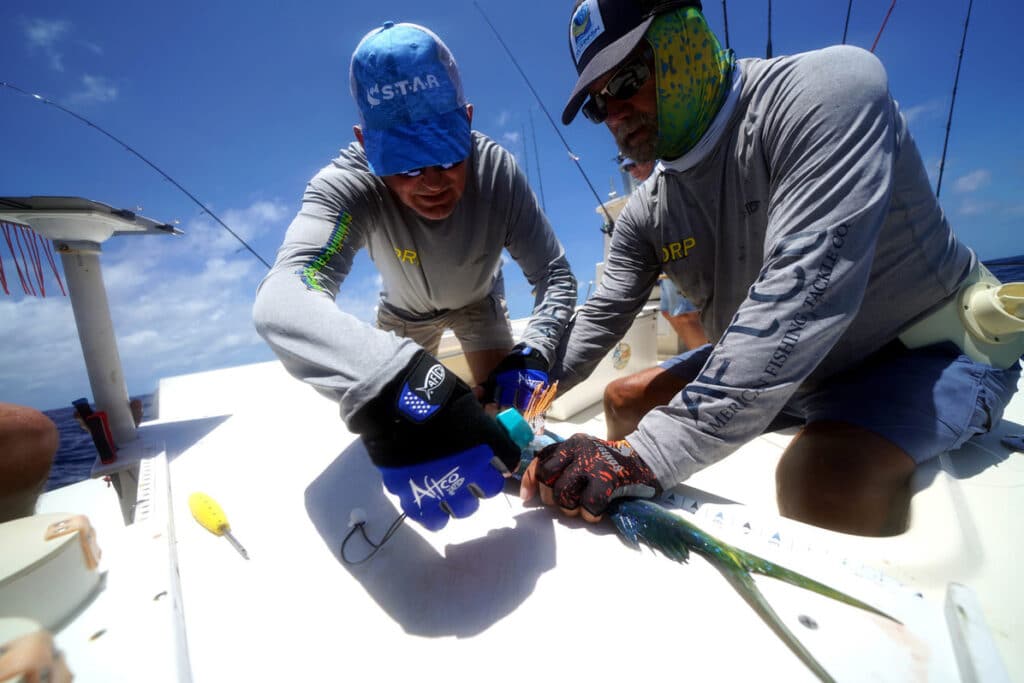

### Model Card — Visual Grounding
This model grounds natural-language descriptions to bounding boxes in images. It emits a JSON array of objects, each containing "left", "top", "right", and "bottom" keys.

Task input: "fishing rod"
[
  {"left": 0, "top": 80, "right": 273, "bottom": 270},
  {"left": 721, "top": 0, "right": 731, "bottom": 50},
  {"left": 529, "top": 109, "right": 547, "bottom": 213},
  {"left": 870, "top": 0, "right": 897, "bottom": 53},
  {"left": 472, "top": 1, "right": 616, "bottom": 230},
  {"left": 520, "top": 121, "right": 530, "bottom": 186},
  {"left": 936, "top": 0, "right": 974, "bottom": 198},
  {"left": 842, "top": 0, "right": 854, "bottom": 44},
  {"left": 765, "top": 0, "right": 773, "bottom": 58}
]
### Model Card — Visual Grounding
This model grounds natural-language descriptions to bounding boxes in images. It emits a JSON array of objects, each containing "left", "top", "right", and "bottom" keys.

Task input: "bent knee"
[
  {"left": 604, "top": 376, "right": 644, "bottom": 408},
  {"left": 776, "top": 421, "right": 917, "bottom": 533},
  {"left": 0, "top": 404, "right": 58, "bottom": 454},
  {"left": 0, "top": 404, "right": 58, "bottom": 521},
  {"left": 604, "top": 376, "right": 657, "bottom": 435}
]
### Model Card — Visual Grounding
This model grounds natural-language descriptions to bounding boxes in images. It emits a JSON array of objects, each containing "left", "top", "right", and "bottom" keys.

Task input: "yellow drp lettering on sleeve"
[
  {"left": 394, "top": 248, "right": 419, "bottom": 265},
  {"left": 662, "top": 238, "right": 696, "bottom": 263}
]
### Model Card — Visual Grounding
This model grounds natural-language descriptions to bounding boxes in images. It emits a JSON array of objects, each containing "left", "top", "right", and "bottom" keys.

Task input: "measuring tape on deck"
[{"left": 657, "top": 490, "right": 923, "bottom": 599}]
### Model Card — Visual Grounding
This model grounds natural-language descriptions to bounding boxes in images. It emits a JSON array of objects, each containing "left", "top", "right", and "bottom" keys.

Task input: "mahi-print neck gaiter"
[{"left": 647, "top": 8, "right": 735, "bottom": 160}]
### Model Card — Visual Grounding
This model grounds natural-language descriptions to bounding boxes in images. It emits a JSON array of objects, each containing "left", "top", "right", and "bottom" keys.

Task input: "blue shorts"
[
  {"left": 661, "top": 342, "right": 1021, "bottom": 464},
  {"left": 659, "top": 279, "right": 697, "bottom": 316},
  {"left": 660, "top": 343, "right": 712, "bottom": 373}
]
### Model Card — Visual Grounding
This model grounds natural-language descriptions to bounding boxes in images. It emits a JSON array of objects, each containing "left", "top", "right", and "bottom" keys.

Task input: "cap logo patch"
[
  {"left": 366, "top": 73, "right": 442, "bottom": 107},
  {"left": 571, "top": 0, "right": 606, "bottom": 64}
]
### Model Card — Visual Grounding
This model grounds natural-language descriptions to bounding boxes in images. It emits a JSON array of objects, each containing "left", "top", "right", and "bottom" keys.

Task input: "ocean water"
[
  {"left": 42, "top": 393, "right": 156, "bottom": 491},
  {"left": 984, "top": 258, "right": 1024, "bottom": 285}
]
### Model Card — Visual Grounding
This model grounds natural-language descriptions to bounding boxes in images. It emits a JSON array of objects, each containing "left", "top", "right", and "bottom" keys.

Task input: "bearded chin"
[{"left": 614, "top": 112, "right": 658, "bottom": 163}]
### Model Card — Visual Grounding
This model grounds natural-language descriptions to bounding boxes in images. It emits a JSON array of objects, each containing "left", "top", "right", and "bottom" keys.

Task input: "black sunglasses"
[
  {"left": 582, "top": 47, "right": 654, "bottom": 124},
  {"left": 398, "top": 159, "right": 465, "bottom": 178}
]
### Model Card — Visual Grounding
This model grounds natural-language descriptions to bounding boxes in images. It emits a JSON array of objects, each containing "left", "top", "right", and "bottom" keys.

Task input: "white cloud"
[
  {"left": 102, "top": 254, "right": 153, "bottom": 292},
  {"left": 496, "top": 111, "right": 511, "bottom": 127},
  {"left": 24, "top": 18, "right": 70, "bottom": 71},
  {"left": 181, "top": 200, "right": 289, "bottom": 256},
  {"left": 502, "top": 131, "right": 521, "bottom": 145},
  {"left": 957, "top": 198, "right": 994, "bottom": 216},
  {"left": 0, "top": 200, "right": 289, "bottom": 409},
  {"left": 0, "top": 296, "right": 81, "bottom": 395},
  {"left": 953, "top": 169, "right": 991, "bottom": 194},
  {"left": 0, "top": 198, "right": 397, "bottom": 410},
  {"left": 23, "top": 19, "right": 114, "bottom": 105},
  {"left": 900, "top": 99, "right": 942, "bottom": 125},
  {"left": 120, "top": 329, "right": 161, "bottom": 350},
  {"left": 68, "top": 75, "right": 119, "bottom": 105}
]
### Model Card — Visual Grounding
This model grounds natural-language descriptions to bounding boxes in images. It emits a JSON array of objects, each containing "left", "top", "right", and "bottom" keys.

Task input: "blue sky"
[{"left": 1, "top": 0, "right": 1021, "bottom": 411}]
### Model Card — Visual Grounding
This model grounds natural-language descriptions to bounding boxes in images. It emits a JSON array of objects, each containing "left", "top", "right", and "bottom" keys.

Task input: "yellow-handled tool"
[{"left": 189, "top": 492, "right": 249, "bottom": 560}]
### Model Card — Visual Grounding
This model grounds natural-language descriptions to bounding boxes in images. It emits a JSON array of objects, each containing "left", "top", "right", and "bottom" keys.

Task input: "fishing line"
[
  {"left": 472, "top": 1, "right": 615, "bottom": 230},
  {"left": 936, "top": 0, "right": 974, "bottom": 199},
  {"left": 340, "top": 510, "right": 408, "bottom": 565},
  {"left": 0, "top": 80, "right": 273, "bottom": 270}
]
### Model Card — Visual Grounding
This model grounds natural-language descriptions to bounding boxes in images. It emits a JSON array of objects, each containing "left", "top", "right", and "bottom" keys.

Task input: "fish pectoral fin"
[{"left": 608, "top": 501, "right": 691, "bottom": 563}]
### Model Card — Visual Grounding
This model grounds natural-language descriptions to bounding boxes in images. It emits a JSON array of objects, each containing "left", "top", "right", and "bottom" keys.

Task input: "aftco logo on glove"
[{"left": 409, "top": 467, "right": 466, "bottom": 508}]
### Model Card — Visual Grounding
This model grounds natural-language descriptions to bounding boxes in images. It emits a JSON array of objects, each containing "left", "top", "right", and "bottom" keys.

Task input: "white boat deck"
[{"left": 24, "top": 350, "right": 1023, "bottom": 682}]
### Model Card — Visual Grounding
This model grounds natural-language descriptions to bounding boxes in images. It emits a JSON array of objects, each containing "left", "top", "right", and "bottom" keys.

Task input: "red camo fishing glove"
[{"left": 533, "top": 433, "right": 660, "bottom": 517}]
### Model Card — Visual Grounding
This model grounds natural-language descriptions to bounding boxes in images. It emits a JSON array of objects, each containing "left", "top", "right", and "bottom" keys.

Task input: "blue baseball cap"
[{"left": 349, "top": 22, "right": 471, "bottom": 176}]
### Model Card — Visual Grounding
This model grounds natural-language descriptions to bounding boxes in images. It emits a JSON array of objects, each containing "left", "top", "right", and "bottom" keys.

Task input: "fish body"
[{"left": 519, "top": 436, "right": 897, "bottom": 683}]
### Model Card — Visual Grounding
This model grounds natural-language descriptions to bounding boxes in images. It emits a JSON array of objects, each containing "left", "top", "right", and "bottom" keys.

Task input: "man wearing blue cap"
[
  {"left": 520, "top": 0, "right": 1022, "bottom": 536},
  {"left": 253, "top": 22, "right": 576, "bottom": 531}
]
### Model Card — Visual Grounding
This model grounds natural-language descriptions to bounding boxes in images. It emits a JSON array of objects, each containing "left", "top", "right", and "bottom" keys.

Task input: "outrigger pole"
[
  {"left": 473, "top": 2, "right": 616, "bottom": 230},
  {"left": 936, "top": 0, "right": 975, "bottom": 199}
]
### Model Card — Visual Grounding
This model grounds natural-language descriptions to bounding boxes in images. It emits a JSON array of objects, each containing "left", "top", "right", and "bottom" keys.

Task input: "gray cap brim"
[{"left": 561, "top": 18, "right": 655, "bottom": 125}]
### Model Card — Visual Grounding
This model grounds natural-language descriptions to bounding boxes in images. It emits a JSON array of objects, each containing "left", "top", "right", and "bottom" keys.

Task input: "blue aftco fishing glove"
[
  {"left": 349, "top": 350, "right": 521, "bottom": 531},
  {"left": 482, "top": 343, "right": 549, "bottom": 412}
]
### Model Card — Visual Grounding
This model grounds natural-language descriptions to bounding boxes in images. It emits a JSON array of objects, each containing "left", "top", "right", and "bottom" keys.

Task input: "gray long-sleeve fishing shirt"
[
  {"left": 253, "top": 132, "right": 576, "bottom": 424},
  {"left": 552, "top": 46, "right": 974, "bottom": 486}
]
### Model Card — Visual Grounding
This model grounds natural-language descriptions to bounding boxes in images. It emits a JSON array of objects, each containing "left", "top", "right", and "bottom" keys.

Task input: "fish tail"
[
  {"left": 611, "top": 499, "right": 836, "bottom": 680},
  {"left": 717, "top": 564, "right": 837, "bottom": 683},
  {"left": 731, "top": 547, "right": 900, "bottom": 623},
  {"left": 618, "top": 499, "right": 899, "bottom": 624}
]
